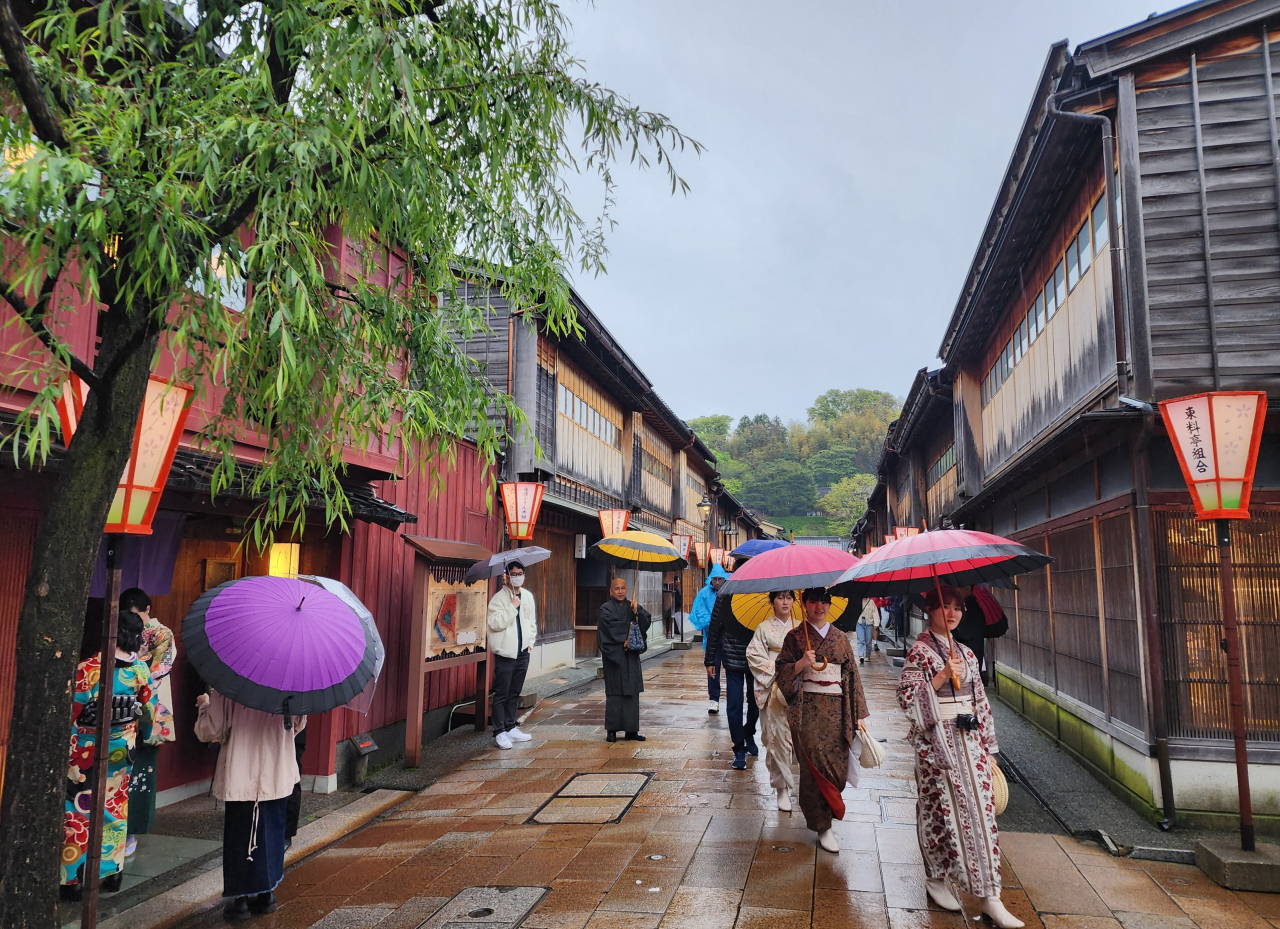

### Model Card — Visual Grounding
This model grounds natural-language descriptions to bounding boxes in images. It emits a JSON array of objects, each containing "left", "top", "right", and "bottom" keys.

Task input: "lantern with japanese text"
[
  {"left": 671, "top": 533, "right": 693, "bottom": 564},
  {"left": 1157, "top": 390, "right": 1268, "bottom": 853},
  {"left": 499, "top": 481, "right": 545, "bottom": 542},
  {"left": 1159, "top": 392, "right": 1266, "bottom": 520},
  {"left": 693, "top": 541, "right": 709, "bottom": 568},
  {"left": 710, "top": 548, "right": 725, "bottom": 569},
  {"left": 598, "top": 508, "right": 631, "bottom": 536}
]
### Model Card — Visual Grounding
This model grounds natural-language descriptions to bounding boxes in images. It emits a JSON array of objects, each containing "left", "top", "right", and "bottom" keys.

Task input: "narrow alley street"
[{"left": 167, "top": 647, "right": 1279, "bottom": 929}]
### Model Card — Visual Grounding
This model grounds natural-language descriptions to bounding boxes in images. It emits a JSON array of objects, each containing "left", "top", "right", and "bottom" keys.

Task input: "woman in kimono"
[
  {"left": 897, "top": 584, "right": 1022, "bottom": 929},
  {"left": 122, "top": 588, "right": 177, "bottom": 851},
  {"left": 776, "top": 587, "right": 868, "bottom": 853},
  {"left": 745, "top": 589, "right": 798, "bottom": 811},
  {"left": 61, "top": 611, "right": 161, "bottom": 899}
]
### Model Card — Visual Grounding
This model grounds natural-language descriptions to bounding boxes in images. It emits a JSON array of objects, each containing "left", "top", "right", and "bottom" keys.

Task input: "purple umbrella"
[{"left": 182, "top": 575, "right": 378, "bottom": 718}]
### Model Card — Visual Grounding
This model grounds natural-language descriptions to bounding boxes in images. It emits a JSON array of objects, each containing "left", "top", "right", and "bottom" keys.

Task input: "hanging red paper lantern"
[
  {"left": 500, "top": 481, "right": 546, "bottom": 541},
  {"left": 1158, "top": 391, "right": 1267, "bottom": 520}
]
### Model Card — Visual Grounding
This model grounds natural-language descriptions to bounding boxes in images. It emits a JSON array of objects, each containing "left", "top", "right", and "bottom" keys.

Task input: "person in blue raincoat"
[{"left": 690, "top": 564, "right": 729, "bottom": 714}]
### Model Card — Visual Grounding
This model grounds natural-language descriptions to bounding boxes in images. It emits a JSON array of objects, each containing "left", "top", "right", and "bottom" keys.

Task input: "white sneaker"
[
  {"left": 980, "top": 896, "right": 1025, "bottom": 928},
  {"left": 708, "top": 700, "right": 719, "bottom": 714},
  {"left": 494, "top": 731, "right": 513, "bottom": 750},
  {"left": 507, "top": 727, "right": 532, "bottom": 742},
  {"left": 777, "top": 788, "right": 792, "bottom": 812},
  {"left": 925, "top": 879, "right": 962, "bottom": 912},
  {"left": 817, "top": 828, "right": 839, "bottom": 853}
]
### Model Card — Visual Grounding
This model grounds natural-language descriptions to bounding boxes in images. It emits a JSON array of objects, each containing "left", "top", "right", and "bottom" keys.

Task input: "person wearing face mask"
[
  {"left": 775, "top": 587, "right": 868, "bottom": 854},
  {"left": 486, "top": 561, "right": 538, "bottom": 750},
  {"left": 897, "top": 585, "right": 1020, "bottom": 928}
]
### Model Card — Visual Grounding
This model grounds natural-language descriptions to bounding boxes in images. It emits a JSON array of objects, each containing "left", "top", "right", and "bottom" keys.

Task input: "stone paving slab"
[{"left": 156, "top": 647, "right": 1278, "bottom": 929}]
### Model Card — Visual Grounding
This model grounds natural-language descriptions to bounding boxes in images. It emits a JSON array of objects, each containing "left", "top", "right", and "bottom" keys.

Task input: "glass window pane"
[
  {"left": 1093, "top": 196, "right": 1109, "bottom": 251},
  {"left": 1078, "top": 223, "right": 1092, "bottom": 275},
  {"left": 1014, "top": 334, "right": 1022, "bottom": 363},
  {"left": 1055, "top": 260, "right": 1067, "bottom": 305},
  {"left": 1035, "top": 293, "right": 1045, "bottom": 333},
  {"left": 1022, "top": 315, "right": 1031, "bottom": 350},
  {"left": 1067, "top": 239, "right": 1079, "bottom": 290},
  {"left": 1044, "top": 280, "right": 1056, "bottom": 319},
  {"left": 558, "top": 384, "right": 565, "bottom": 414}
]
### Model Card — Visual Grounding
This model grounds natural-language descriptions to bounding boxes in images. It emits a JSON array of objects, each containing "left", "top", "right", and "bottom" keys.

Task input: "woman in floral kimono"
[
  {"left": 897, "top": 584, "right": 1022, "bottom": 929},
  {"left": 776, "top": 587, "right": 868, "bottom": 853},
  {"left": 60, "top": 611, "right": 161, "bottom": 899},
  {"left": 745, "top": 590, "right": 799, "bottom": 811},
  {"left": 123, "top": 588, "right": 177, "bottom": 849}
]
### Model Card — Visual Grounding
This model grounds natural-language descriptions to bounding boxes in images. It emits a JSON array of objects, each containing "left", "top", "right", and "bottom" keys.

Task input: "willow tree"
[{"left": 0, "top": 0, "right": 693, "bottom": 920}]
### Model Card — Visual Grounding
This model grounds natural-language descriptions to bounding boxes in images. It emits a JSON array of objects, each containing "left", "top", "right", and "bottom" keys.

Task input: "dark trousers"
[
  {"left": 286, "top": 729, "right": 307, "bottom": 840},
  {"left": 704, "top": 640, "right": 722, "bottom": 702},
  {"left": 725, "top": 668, "right": 759, "bottom": 753},
  {"left": 605, "top": 693, "right": 640, "bottom": 734},
  {"left": 491, "top": 650, "right": 530, "bottom": 734}
]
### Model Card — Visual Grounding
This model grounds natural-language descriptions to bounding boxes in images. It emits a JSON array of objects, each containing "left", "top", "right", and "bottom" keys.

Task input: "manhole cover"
[
  {"left": 527, "top": 772, "right": 654, "bottom": 825},
  {"left": 772, "top": 846, "right": 794, "bottom": 853},
  {"left": 417, "top": 887, "right": 546, "bottom": 929}
]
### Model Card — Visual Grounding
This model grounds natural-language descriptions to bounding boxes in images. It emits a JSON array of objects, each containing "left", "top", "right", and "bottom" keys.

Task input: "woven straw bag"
[
  {"left": 857, "top": 724, "right": 885, "bottom": 768},
  {"left": 992, "top": 761, "right": 1009, "bottom": 815}
]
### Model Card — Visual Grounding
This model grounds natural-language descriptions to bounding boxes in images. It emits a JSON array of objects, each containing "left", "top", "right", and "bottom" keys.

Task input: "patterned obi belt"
[
  {"left": 801, "top": 663, "right": 842, "bottom": 695},
  {"left": 937, "top": 698, "right": 976, "bottom": 721}
]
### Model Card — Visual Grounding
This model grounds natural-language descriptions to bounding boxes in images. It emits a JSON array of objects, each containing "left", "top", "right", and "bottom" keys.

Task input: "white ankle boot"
[
  {"left": 981, "top": 895, "right": 1024, "bottom": 928},
  {"left": 924, "top": 879, "right": 961, "bottom": 912},
  {"left": 777, "top": 788, "right": 792, "bottom": 812},
  {"left": 817, "top": 828, "right": 839, "bottom": 853}
]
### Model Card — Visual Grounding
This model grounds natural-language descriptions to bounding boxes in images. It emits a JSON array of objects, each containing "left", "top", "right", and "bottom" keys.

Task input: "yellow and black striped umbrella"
[
  {"left": 730, "top": 592, "right": 850, "bottom": 633},
  {"left": 588, "top": 530, "right": 688, "bottom": 572}
]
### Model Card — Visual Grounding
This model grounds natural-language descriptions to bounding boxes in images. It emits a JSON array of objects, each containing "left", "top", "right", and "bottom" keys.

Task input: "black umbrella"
[{"left": 463, "top": 546, "right": 552, "bottom": 584}]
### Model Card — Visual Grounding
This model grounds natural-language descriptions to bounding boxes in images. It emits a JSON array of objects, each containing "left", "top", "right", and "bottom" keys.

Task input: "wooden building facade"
[{"left": 862, "top": 0, "right": 1280, "bottom": 831}]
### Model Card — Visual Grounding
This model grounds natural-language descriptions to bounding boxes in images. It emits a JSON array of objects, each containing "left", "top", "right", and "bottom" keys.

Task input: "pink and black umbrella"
[
  {"left": 828, "top": 529, "right": 1051, "bottom": 598},
  {"left": 182, "top": 575, "right": 379, "bottom": 719},
  {"left": 717, "top": 543, "right": 859, "bottom": 595}
]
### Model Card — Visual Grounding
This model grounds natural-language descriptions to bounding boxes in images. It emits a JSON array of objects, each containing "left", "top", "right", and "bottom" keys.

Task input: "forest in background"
[{"left": 687, "top": 388, "right": 902, "bottom": 536}]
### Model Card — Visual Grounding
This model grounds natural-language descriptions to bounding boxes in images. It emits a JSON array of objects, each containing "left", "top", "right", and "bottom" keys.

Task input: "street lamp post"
[
  {"left": 1158, "top": 391, "right": 1267, "bottom": 852},
  {"left": 58, "top": 374, "right": 194, "bottom": 929}
]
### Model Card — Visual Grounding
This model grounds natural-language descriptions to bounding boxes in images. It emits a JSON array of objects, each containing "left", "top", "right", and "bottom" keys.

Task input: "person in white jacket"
[{"left": 486, "top": 561, "right": 538, "bottom": 749}]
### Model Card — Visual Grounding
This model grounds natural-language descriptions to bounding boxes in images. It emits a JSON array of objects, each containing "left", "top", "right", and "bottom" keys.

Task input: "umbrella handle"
[
  {"left": 931, "top": 567, "right": 962, "bottom": 692},
  {"left": 802, "top": 619, "right": 828, "bottom": 672}
]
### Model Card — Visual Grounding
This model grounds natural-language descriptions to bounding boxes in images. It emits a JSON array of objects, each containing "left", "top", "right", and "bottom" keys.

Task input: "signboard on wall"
[{"left": 425, "top": 581, "right": 489, "bottom": 659}]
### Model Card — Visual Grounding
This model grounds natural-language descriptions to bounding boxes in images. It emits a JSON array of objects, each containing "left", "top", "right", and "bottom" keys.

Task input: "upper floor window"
[
  {"left": 558, "top": 382, "right": 619, "bottom": 447},
  {"left": 927, "top": 445, "right": 956, "bottom": 488},
  {"left": 641, "top": 448, "right": 672, "bottom": 485},
  {"left": 981, "top": 190, "right": 1110, "bottom": 407}
]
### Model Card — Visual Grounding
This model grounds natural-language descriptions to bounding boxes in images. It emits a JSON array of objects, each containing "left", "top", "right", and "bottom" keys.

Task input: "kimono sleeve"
[
  {"left": 131, "top": 660, "right": 164, "bottom": 745},
  {"left": 973, "top": 662, "right": 999, "bottom": 755},
  {"left": 635, "top": 604, "right": 652, "bottom": 633},
  {"left": 194, "top": 691, "right": 230, "bottom": 744},
  {"left": 897, "top": 642, "right": 943, "bottom": 732},
  {"left": 745, "top": 625, "right": 774, "bottom": 689},
  {"left": 775, "top": 629, "right": 805, "bottom": 705}
]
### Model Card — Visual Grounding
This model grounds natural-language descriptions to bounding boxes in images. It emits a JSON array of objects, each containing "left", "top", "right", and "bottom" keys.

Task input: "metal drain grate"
[
  {"left": 526, "top": 772, "right": 654, "bottom": 824},
  {"left": 414, "top": 886, "right": 548, "bottom": 929}
]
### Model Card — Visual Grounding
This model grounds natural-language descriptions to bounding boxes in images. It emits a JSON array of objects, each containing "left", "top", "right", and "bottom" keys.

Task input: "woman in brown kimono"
[
  {"left": 776, "top": 587, "right": 868, "bottom": 853},
  {"left": 897, "top": 584, "right": 1022, "bottom": 929}
]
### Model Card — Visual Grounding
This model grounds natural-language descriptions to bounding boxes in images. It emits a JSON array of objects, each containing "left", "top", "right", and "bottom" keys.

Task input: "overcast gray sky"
[{"left": 562, "top": 0, "right": 1168, "bottom": 426}]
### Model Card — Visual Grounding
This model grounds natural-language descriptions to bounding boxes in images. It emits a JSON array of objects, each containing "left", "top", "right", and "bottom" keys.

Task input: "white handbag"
[{"left": 858, "top": 723, "right": 886, "bottom": 768}]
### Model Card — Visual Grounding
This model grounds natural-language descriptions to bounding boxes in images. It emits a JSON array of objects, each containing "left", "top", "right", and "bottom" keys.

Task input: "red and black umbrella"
[
  {"left": 717, "top": 543, "right": 859, "bottom": 595},
  {"left": 828, "top": 529, "right": 1050, "bottom": 598}
]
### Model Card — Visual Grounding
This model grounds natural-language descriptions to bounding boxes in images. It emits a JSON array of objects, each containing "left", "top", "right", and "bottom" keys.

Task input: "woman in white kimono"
[
  {"left": 745, "top": 589, "right": 798, "bottom": 811},
  {"left": 897, "top": 584, "right": 1022, "bottom": 929}
]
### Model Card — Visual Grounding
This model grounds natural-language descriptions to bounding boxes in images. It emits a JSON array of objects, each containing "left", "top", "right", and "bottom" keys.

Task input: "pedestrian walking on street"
[
  {"left": 704, "top": 592, "right": 758, "bottom": 770},
  {"left": 951, "top": 584, "right": 1009, "bottom": 686},
  {"left": 597, "top": 576, "right": 652, "bottom": 742},
  {"left": 776, "top": 587, "right": 868, "bottom": 854},
  {"left": 486, "top": 561, "right": 538, "bottom": 749},
  {"left": 897, "top": 584, "right": 1022, "bottom": 929},
  {"left": 195, "top": 690, "right": 305, "bottom": 922},
  {"left": 690, "top": 564, "right": 728, "bottom": 713},
  {"left": 855, "top": 596, "right": 878, "bottom": 664},
  {"left": 745, "top": 589, "right": 798, "bottom": 809}
]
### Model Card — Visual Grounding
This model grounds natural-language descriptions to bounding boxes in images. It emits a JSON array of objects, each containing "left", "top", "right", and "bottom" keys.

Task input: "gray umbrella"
[{"left": 463, "top": 546, "right": 552, "bottom": 584}]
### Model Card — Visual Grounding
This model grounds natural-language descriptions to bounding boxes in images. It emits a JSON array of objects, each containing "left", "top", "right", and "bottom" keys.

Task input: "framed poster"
[{"left": 425, "top": 582, "right": 489, "bottom": 658}]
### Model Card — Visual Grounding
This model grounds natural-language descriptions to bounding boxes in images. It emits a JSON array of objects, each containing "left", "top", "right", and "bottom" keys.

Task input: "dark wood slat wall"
[
  {"left": 1100, "top": 513, "right": 1147, "bottom": 731},
  {"left": 1133, "top": 30, "right": 1280, "bottom": 395}
]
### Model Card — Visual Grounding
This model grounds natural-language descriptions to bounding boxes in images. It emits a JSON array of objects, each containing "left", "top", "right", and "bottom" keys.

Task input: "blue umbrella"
[{"left": 730, "top": 539, "right": 789, "bottom": 559}]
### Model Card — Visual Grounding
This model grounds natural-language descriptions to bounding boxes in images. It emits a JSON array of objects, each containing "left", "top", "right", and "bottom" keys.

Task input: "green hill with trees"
[{"left": 687, "top": 388, "right": 901, "bottom": 537}]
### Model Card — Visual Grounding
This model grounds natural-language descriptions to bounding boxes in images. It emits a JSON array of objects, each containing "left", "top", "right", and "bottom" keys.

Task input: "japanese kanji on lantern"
[
  {"left": 597, "top": 508, "right": 630, "bottom": 536},
  {"left": 671, "top": 533, "right": 693, "bottom": 563},
  {"left": 1158, "top": 391, "right": 1267, "bottom": 520},
  {"left": 499, "top": 481, "right": 545, "bottom": 541}
]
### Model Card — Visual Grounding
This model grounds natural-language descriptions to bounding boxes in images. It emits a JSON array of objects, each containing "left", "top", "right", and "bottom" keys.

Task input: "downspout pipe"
[{"left": 1047, "top": 92, "right": 1129, "bottom": 399}]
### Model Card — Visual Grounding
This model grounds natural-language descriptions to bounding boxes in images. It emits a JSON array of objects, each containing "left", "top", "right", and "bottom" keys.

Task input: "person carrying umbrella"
[
  {"left": 486, "top": 561, "right": 538, "bottom": 749},
  {"left": 690, "top": 564, "right": 729, "bottom": 714},
  {"left": 744, "top": 589, "right": 798, "bottom": 810},
  {"left": 704, "top": 592, "right": 758, "bottom": 770},
  {"left": 896, "top": 584, "right": 1022, "bottom": 929},
  {"left": 775, "top": 587, "right": 867, "bottom": 854},
  {"left": 596, "top": 575, "right": 652, "bottom": 742},
  {"left": 951, "top": 585, "right": 1009, "bottom": 686}
]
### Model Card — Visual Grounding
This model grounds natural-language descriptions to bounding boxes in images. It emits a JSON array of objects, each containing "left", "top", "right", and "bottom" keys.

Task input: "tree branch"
[
  {"left": 0, "top": 0, "right": 67, "bottom": 149},
  {"left": 1, "top": 271, "right": 101, "bottom": 389}
]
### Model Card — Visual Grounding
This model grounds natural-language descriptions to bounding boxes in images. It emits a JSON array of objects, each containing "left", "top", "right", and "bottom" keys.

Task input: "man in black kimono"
[{"left": 597, "top": 576, "right": 652, "bottom": 742}]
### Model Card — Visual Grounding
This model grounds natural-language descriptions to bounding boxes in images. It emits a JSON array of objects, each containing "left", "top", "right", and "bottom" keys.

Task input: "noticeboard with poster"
[{"left": 425, "top": 580, "right": 489, "bottom": 659}]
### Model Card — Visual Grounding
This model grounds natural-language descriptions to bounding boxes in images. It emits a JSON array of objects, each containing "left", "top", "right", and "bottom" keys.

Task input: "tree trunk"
[{"left": 0, "top": 312, "right": 159, "bottom": 928}]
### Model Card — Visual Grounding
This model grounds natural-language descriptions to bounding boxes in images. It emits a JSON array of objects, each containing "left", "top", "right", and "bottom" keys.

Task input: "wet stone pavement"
[{"left": 174, "top": 646, "right": 1280, "bottom": 929}]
